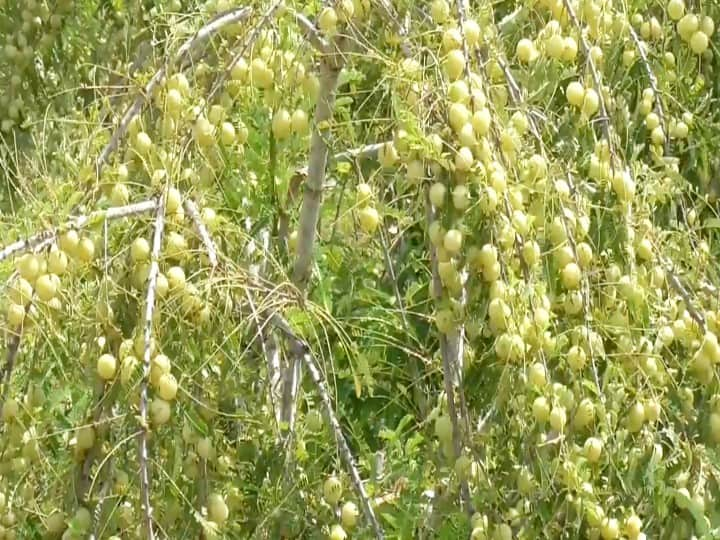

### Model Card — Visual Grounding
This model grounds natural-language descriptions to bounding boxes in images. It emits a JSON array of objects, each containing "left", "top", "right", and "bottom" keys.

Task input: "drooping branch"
[
  {"left": 138, "top": 195, "right": 166, "bottom": 540},
  {"left": 95, "top": 7, "right": 253, "bottom": 180}
]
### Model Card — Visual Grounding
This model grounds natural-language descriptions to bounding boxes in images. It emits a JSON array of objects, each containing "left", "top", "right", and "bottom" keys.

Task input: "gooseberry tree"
[{"left": 0, "top": 0, "right": 720, "bottom": 539}]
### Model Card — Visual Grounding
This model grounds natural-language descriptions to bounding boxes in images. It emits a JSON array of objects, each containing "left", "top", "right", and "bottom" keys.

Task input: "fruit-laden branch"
[
  {"left": 0, "top": 199, "right": 157, "bottom": 263},
  {"left": 138, "top": 195, "right": 166, "bottom": 540},
  {"left": 183, "top": 198, "right": 218, "bottom": 268},
  {"left": 627, "top": 25, "right": 669, "bottom": 153},
  {"left": 95, "top": 7, "right": 253, "bottom": 180},
  {"left": 285, "top": 328, "right": 385, "bottom": 539},
  {"left": 426, "top": 198, "right": 473, "bottom": 516}
]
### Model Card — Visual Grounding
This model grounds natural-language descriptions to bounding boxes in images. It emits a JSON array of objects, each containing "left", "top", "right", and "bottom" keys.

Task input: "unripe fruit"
[
  {"left": 455, "top": 146, "right": 474, "bottom": 171},
  {"left": 378, "top": 141, "right": 399, "bottom": 168},
  {"left": 318, "top": 7, "right": 338, "bottom": 33},
  {"left": 582, "top": 88, "right": 600, "bottom": 117},
  {"left": 429, "top": 182, "right": 446, "bottom": 207},
  {"left": 546, "top": 34, "right": 564, "bottom": 59},
  {"left": 443, "top": 229, "right": 463, "bottom": 254},
  {"left": 207, "top": 493, "right": 229, "bottom": 524},
  {"left": 77, "top": 237, "right": 95, "bottom": 262},
  {"left": 516, "top": 38, "right": 537, "bottom": 63},
  {"left": 59, "top": 230, "right": 80, "bottom": 256},
  {"left": 601, "top": 517, "right": 620, "bottom": 540},
  {"left": 430, "top": 0, "right": 450, "bottom": 23},
  {"left": 323, "top": 476, "right": 343, "bottom": 504},
  {"left": 76, "top": 426, "right": 95, "bottom": 450},
  {"left": 358, "top": 206, "right": 380, "bottom": 234},
  {"left": 329, "top": 524, "right": 347, "bottom": 540},
  {"left": 690, "top": 31, "right": 709, "bottom": 54},
  {"left": 7, "top": 304, "right": 25, "bottom": 328},
  {"left": 220, "top": 122, "right": 236, "bottom": 145},
  {"left": 341, "top": 501, "right": 359, "bottom": 529},
  {"left": 435, "top": 415, "right": 453, "bottom": 441},
  {"left": 448, "top": 80, "right": 470, "bottom": 104},
  {"left": 533, "top": 396, "right": 551, "bottom": 423},
  {"left": 157, "top": 373, "right": 178, "bottom": 401},
  {"left": 272, "top": 109, "right": 292, "bottom": 139},
  {"left": 667, "top": 0, "right": 684, "bottom": 21},
  {"left": 250, "top": 58, "right": 273, "bottom": 88},
  {"left": 167, "top": 266, "right": 186, "bottom": 291},
  {"left": 17, "top": 254, "right": 39, "bottom": 281},
  {"left": 306, "top": 409, "right": 323, "bottom": 431},
  {"left": 120, "top": 356, "right": 138, "bottom": 386},
  {"left": 97, "top": 353, "right": 116, "bottom": 380},
  {"left": 131, "top": 238, "right": 150, "bottom": 262},
  {"left": 585, "top": 436, "right": 603, "bottom": 462},
  {"left": 444, "top": 50, "right": 466, "bottom": 81},
  {"left": 356, "top": 183, "right": 373, "bottom": 206},
  {"left": 464, "top": 19, "right": 480, "bottom": 45},
  {"left": 625, "top": 514, "right": 642, "bottom": 539},
  {"left": 561, "top": 262, "right": 582, "bottom": 289},
  {"left": 528, "top": 362, "right": 547, "bottom": 387},
  {"left": 291, "top": 109, "right": 309, "bottom": 135},
  {"left": 134, "top": 131, "right": 152, "bottom": 155},
  {"left": 150, "top": 398, "right": 171, "bottom": 425},
  {"left": 566, "top": 82, "right": 585, "bottom": 107},
  {"left": 34, "top": 274, "right": 57, "bottom": 301},
  {"left": 549, "top": 406, "right": 567, "bottom": 431}
]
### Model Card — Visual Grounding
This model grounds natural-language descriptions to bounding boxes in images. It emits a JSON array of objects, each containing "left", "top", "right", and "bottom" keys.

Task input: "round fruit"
[
  {"left": 318, "top": 7, "right": 338, "bottom": 33},
  {"left": 561, "top": 262, "right": 582, "bottom": 289},
  {"left": 291, "top": 109, "right": 309, "bottom": 134},
  {"left": 690, "top": 31, "right": 709, "bottom": 54},
  {"left": 585, "top": 436, "right": 603, "bottom": 462},
  {"left": 429, "top": 182, "right": 447, "bottom": 207},
  {"left": 130, "top": 238, "right": 150, "bottom": 262},
  {"left": 134, "top": 131, "right": 152, "bottom": 155},
  {"left": 157, "top": 373, "right": 178, "bottom": 401},
  {"left": 272, "top": 109, "right": 292, "bottom": 139},
  {"left": 566, "top": 82, "right": 585, "bottom": 107},
  {"left": 516, "top": 38, "right": 536, "bottom": 63},
  {"left": 34, "top": 274, "right": 57, "bottom": 301},
  {"left": 341, "top": 501, "right": 359, "bottom": 529},
  {"left": 76, "top": 426, "right": 95, "bottom": 450},
  {"left": 150, "top": 398, "right": 171, "bottom": 425},
  {"left": 77, "top": 237, "right": 95, "bottom": 262},
  {"left": 455, "top": 146, "right": 474, "bottom": 171},
  {"left": 356, "top": 183, "right": 373, "bottom": 206},
  {"left": 444, "top": 50, "right": 466, "bottom": 81},
  {"left": 97, "top": 353, "right": 117, "bottom": 380},
  {"left": 167, "top": 266, "right": 186, "bottom": 291},
  {"left": 329, "top": 524, "right": 347, "bottom": 540},
  {"left": 667, "top": 0, "right": 685, "bottom": 21},
  {"left": 207, "top": 493, "right": 229, "bottom": 524},
  {"left": 46, "top": 249, "right": 67, "bottom": 277},
  {"left": 358, "top": 206, "right": 380, "bottom": 234},
  {"left": 435, "top": 415, "right": 453, "bottom": 441},
  {"left": 443, "top": 229, "right": 463, "bottom": 254},
  {"left": 323, "top": 476, "right": 343, "bottom": 504},
  {"left": 17, "top": 254, "right": 39, "bottom": 281}
]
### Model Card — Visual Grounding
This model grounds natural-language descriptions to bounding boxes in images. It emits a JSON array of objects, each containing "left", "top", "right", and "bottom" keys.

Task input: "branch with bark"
[{"left": 138, "top": 195, "right": 166, "bottom": 540}]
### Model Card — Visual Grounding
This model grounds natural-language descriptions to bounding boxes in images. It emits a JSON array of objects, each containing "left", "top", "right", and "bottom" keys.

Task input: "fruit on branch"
[
  {"left": 272, "top": 108, "right": 292, "bottom": 140},
  {"left": 207, "top": 493, "right": 229, "bottom": 524},
  {"left": 323, "top": 475, "right": 343, "bottom": 505},
  {"left": 97, "top": 353, "right": 117, "bottom": 380},
  {"left": 318, "top": 7, "right": 338, "bottom": 35},
  {"left": 329, "top": 524, "right": 347, "bottom": 540},
  {"left": 358, "top": 206, "right": 379, "bottom": 234},
  {"left": 34, "top": 274, "right": 58, "bottom": 301},
  {"left": 150, "top": 397, "right": 171, "bottom": 425}
]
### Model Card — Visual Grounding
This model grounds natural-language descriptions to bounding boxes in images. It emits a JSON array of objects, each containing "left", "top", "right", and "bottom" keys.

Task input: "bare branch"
[
  {"left": 183, "top": 198, "right": 218, "bottom": 267},
  {"left": 138, "top": 195, "right": 166, "bottom": 540},
  {"left": 291, "top": 54, "right": 344, "bottom": 288}
]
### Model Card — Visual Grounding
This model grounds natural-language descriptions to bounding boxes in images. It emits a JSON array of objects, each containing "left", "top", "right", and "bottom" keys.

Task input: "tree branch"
[
  {"left": 184, "top": 198, "right": 218, "bottom": 268},
  {"left": 138, "top": 195, "right": 166, "bottom": 540}
]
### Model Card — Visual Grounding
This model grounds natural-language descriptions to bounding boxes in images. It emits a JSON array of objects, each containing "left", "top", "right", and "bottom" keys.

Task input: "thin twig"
[
  {"left": 138, "top": 195, "right": 166, "bottom": 540},
  {"left": 183, "top": 198, "right": 218, "bottom": 267},
  {"left": 665, "top": 262, "right": 706, "bottom": 331},
  {"left": 292, "top": 11, "right": 330, "bottom": 53},
  {"left": 0, "top": 199, "right": 157, "bottom": 263}
]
